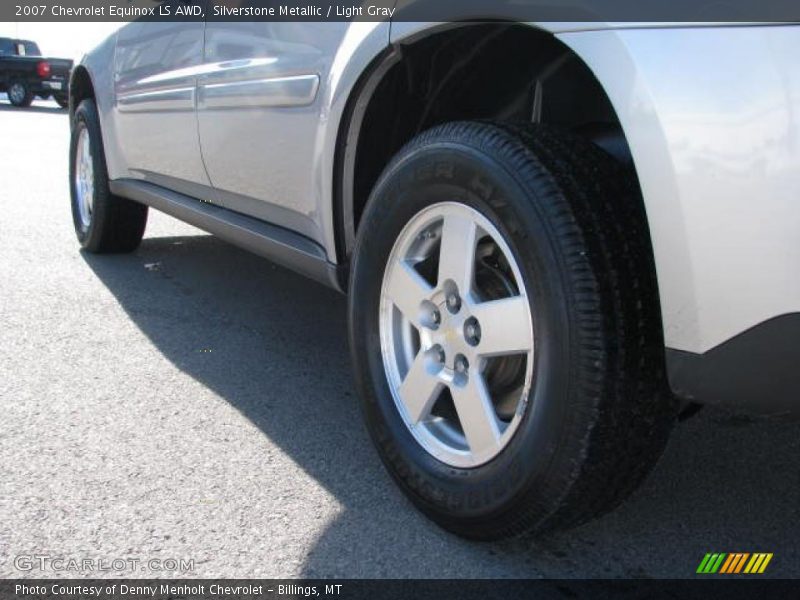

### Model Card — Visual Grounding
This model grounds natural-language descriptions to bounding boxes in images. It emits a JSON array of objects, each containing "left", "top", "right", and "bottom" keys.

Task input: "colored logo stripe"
[
  {"left": 744, "top": 553, "right": 774, "bottom": 574},
  {"left": 720, "top": 553, "right": 749, "bottom": 574},
  {"left": 697, "top": 553, "right": 726, "bottom": 573},
  {"left": 697, "top": 552, "right": 773, "bottom": 574}
]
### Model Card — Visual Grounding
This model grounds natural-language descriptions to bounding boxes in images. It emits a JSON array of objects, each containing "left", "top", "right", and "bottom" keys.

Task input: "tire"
[
  {"left": 54, "top": 95, "right": 69, "bottom": 109},
  {"left": 348, "top": 121, "right": 676, "bottom": 539},
  {"left": 8, "top": 81, "right": 33, "bottom": 107},
  {"left": 70, "top": 98, "right": 148, "bottom": 253}
]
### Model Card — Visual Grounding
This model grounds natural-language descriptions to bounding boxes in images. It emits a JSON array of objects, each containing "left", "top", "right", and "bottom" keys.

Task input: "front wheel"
[
  {"left": 8, "top": 81, "right": 33, "bottom": 107},
  {"left": 69, "top": 98, "right": 148, "bottom": 253},
  {"left": 348, "top": 121, "right": 676, "bottom": 539}
]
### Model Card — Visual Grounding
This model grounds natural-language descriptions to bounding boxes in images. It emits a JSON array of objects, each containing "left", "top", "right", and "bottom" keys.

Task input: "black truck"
[{"left": 0, "top": 38, "right": 73, "bottom": 108}]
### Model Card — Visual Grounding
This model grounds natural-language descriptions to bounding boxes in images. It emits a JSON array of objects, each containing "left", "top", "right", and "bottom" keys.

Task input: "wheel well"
[
  {"left": 69, "top": 66, "right": 95, "bottom": 118},
  {"left": 339, "top": 23, "right": 637, "bottom": 260}
]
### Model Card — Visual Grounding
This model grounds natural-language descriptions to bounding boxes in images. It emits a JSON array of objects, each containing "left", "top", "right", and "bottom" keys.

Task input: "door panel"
[
  {"left": 198, "top": 21, "right": 349, "bottom": 244},
  {"left": 114, "top": 4, "right": 210, "bottom": 191}
]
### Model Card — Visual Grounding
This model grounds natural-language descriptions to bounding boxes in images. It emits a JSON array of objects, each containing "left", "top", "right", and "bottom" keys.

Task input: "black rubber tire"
[
  {"left": 8, "top": 81, "right": 33, "bottom": 107},
  {"left": 54, "top": 95, "right": 69, "bottom": 109},
  {"left": 69, "top": 99, "right": 148, "bottom": 253},
  {"left": 348, "top": 121, "right": 676, "bottom": 540}
]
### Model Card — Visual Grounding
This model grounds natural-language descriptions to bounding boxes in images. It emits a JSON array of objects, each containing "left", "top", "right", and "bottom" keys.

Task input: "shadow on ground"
[
  {"left": 0, "top": 101, "right": 66, "bottom": 114},
  {"left": 82, "top": 233, "right": 800, "bottom": 578}
]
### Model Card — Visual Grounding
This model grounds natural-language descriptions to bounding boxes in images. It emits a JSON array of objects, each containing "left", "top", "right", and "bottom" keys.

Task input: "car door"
[
  {"left": 196, "top": 21, "right": 349, "bottom": 244},
  {"left": 114, "top": 1, "right": 211, "bottom": 197}
]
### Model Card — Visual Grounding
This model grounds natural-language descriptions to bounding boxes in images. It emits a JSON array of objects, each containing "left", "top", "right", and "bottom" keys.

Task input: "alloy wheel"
[
  {"left": 74, "top": 126, "right": 95, "bottom": 230},
  {"left": 379, "top": 202, "right": 535, "bottom": 468}
]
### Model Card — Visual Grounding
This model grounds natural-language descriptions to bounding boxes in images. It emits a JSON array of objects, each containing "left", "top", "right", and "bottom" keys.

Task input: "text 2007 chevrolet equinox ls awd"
[{"left": 67, "top": 11, "right": 800, "bottom": 539}]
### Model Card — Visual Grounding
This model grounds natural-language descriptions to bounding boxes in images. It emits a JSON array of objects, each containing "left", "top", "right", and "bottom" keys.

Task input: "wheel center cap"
[{"left": 430, "top": 300, "right": 471, "bottom": 368}]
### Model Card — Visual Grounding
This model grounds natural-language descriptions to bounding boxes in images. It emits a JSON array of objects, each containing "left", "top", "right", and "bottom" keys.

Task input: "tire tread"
[
  {"left": 350, "top": 120, "right": 676, "bottom": 539},
  {"left": 70, "top": 99, "right": 147, "bottom": 253}
]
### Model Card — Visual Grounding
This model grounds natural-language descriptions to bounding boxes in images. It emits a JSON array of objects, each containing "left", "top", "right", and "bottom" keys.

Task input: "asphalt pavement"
[{"left": 0, "top": 95, "right": 798, "bottom": 579}]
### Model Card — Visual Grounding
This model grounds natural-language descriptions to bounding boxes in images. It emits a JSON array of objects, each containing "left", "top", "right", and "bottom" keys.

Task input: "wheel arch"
[
  {"left": 333, "top": 20, "right": 678, "bottom": 385},
  {"left": 335, "top": 22, "right": 651, "bottom": 260},
  {"left": 69, "top": 65, "right": 95, "bottom": 119}
]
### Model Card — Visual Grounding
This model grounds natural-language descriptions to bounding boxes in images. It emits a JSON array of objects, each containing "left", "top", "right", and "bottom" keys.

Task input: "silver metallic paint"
[
  {"left": 558, "top": 26, "right": 800, "bottom": 353},
  {"left": 77, "top": 21, "right": 800, "bottom": 358}
]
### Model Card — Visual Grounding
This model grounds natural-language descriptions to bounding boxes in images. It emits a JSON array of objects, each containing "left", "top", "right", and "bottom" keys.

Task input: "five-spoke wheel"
[
  {"left": 74, "top": 127, "right": 95, "bottom": 231},
  {"left": 69, "top": 98, "right": 148, "bottom": 253},
  {"left": 349, "top": 121, "right": 674, "bottom": 539},
  {"left": 380, "top": 202, "right": 534, "bottom": 467}
]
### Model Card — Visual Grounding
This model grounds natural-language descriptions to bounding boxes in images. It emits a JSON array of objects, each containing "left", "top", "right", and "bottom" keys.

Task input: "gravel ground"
[{"left": 0, "top": 97, "right": 798, "bottom": 579}]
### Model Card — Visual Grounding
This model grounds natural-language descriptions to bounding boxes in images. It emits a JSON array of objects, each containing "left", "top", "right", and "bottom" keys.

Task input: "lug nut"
[
  {"left": 455, "top": 355, "right": 469, "bottom": 374},
  {"left": 464, "top": 317, "right": 481, "bottom": 346},
  {"left": 446, "top": 293, "right": 461, "bottom": 314},
  {"left": 420, "top": 300, "right": 441, "bottom": 330}
]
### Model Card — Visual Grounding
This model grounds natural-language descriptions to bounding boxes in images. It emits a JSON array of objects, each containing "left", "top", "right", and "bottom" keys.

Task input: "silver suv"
[{"left": 68, "top": 14, "right": 800, "bottom": 539}]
